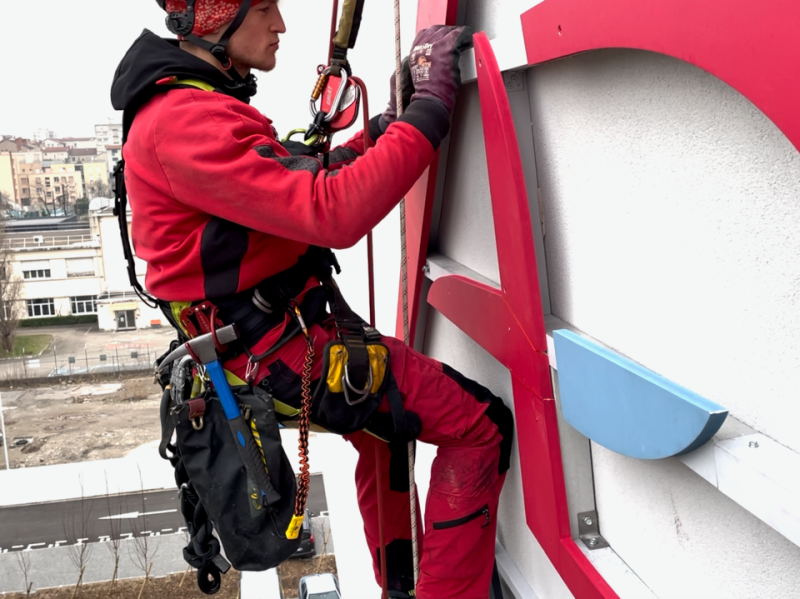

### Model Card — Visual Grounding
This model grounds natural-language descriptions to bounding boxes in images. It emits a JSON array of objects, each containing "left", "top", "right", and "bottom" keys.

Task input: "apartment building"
[
  {"left": 94, "top": 123, "right": 122, "bottom": 152},
  {"left": 43, "top": 137, "right": 96, "bottom": 150},
  {"left": 105, "top": 145, "right": 122, "bottom": 178},
  {"left": 0, "top": 152, "right": 13, "bottom": 202},
  {"left": 31, "top": 128, "right": 55, "bottom": 143},
  {"left": 15, "top": 162, "right": 84, "bottom": 209},
  {"left": 42, "top": 147, "right": 69, "bottom": 162},
  {"left": 78, "top": 158, "right": 110, "bottom": 193}
]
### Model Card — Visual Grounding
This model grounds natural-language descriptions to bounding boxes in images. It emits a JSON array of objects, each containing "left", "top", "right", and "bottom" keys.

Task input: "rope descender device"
[{"left": 286, "top": 0, "right": 365, "bottom": 153}]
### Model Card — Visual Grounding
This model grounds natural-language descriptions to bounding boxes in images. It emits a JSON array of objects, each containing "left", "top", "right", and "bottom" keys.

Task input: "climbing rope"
[{"left": 394, "top": 0, "right": 421, "bottom": 589}]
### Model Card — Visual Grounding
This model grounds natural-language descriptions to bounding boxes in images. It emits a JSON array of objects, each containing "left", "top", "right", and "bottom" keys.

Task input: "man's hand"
[
  {"left": 381, "top": 57, "right": 414, "bottom": 125},
  {"left": 408, "top": 25, "right": 474, "bottom": 114}
]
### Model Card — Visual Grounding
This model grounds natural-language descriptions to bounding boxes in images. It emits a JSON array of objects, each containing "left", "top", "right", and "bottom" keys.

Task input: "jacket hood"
[{"left": 111, "top": 30, "right": 257, "bottom": 118}]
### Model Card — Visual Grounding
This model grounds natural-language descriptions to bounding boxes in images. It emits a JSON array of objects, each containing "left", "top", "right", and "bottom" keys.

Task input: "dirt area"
[
  {"left": 2, "top": 570, "right": 241, "bottom": 599},
  {"left": 278, "top": 555, "right": 338, "bottom": 598},
  {"left": 0, "top": 376, "right": 163, "bottom": 469}
]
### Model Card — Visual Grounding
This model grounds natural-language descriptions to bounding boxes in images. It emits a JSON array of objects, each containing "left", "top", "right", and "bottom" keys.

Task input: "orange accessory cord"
[{"left": 287, "top": 307, "right": 315, "bottom": 539}]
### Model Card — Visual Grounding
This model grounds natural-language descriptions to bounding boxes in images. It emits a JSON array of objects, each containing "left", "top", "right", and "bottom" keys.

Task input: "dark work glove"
[
  {"left": 381, "top": 57, "right": 414, "bottom": 125},
  {"left": 408, "top": 25, "right": 474, "bottom": 114}
]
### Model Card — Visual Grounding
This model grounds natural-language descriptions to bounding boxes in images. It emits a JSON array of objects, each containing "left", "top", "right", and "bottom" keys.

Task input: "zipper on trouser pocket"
[{"left": 432, "top": 505, "right": 490, "bottom": 530}]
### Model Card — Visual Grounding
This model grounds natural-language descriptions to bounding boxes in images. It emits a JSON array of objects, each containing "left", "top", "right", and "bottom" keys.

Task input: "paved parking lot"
[
  {"left": 0, "top": 324, "right": 177, "bottom": 380},
  {"left": 31, "top": 324, "right": 176, "bottom": 359}
]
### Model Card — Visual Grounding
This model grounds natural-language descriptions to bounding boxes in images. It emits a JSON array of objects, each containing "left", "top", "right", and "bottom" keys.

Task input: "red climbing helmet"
[
  {"left": 155, "top": 0, "right": 261, "bottom": 70},
  {"left": 156, "top": 0, "right": 262, "bottom": 37}
]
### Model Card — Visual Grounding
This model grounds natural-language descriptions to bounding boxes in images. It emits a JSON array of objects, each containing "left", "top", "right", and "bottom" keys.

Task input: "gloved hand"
[
  {"left": 381, "top": 57, "right": 415, "bottom": 125},
  {"left": 408, "top": 25, "right": 474, "bottom": 114}
]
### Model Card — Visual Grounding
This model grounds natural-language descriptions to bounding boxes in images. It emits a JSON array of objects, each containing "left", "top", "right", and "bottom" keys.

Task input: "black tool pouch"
[
  {"left": 311, "top": 335, "right": 391, "bottom": 434},
  {"left": 159, "top": 360, "right": 300, "bottom": 594}
]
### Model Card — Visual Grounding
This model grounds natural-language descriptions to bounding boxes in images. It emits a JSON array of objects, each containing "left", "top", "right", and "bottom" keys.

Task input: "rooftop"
[
  {"left": 43, "top": 146, "right": 69, "bottom": 153},
  {"left": 68, "top": 148, "right": 97, "bottom": 156}
]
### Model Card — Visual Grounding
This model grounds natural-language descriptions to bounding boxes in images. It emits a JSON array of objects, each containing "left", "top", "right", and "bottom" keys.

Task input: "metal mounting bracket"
[
  {"left": 503, "top": 70, "right": 525, "bottom": 92},
  {"left": 577, "top": 510, "right": 609, "bottom": 550}
]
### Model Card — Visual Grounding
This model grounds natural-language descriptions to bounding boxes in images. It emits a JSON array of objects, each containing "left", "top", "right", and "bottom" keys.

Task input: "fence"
[
  {"left": 2, "top": 234, "right": 98, "bottom": 250},
  {"left": 0, "top": 344, "right": 155, "bottom": 381}
]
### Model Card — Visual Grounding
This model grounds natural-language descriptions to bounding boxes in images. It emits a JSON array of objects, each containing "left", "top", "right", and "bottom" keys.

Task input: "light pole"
[{"left": 0, "top": 389, "right": 9, "bottom": 470}]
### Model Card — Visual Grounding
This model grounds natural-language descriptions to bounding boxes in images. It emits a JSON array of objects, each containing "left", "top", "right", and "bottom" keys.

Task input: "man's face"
[{"left": 224, "top": 1, "right": 286, "bottom": 73}]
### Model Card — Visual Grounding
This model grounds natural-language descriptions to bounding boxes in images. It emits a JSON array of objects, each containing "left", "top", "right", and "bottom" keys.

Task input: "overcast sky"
[
  {"left": 0, "top": 1, "right": 420, "bottom": 331},
  {"left": 0, "top": 1, "right": 418, "bottom": 140}
]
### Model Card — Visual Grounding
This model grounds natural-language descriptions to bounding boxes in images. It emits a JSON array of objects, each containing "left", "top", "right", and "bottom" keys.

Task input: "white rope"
[{"left": 394, "top": 0, "right": 420, "bottom": 589}]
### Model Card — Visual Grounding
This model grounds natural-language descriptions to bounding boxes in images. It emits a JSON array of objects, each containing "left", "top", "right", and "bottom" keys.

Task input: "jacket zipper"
[{"left": 432, "top": 505, "right": 491, "bottom": 530}]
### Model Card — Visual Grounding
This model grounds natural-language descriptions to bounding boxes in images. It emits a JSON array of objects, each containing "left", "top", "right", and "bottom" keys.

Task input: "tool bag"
[{"left": 157, "top": 350, "right": 300, "bottom": 595}]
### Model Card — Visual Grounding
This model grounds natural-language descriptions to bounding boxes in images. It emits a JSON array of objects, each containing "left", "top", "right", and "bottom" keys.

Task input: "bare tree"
[
  {"left": 104, "top": 473, "right": 123, "bottom": 586},
  {"left": 0, "top": 215, "right": 22, "bottom": 353},
  {"left": 0, "top": 190, "right": 12, "bottom": 210},
  {"left": 14, "top": 543, "right": 34, "bottom": 596},
  {"left": 62, "top": 474, "right": 94, "bottom": 597},
  {"left": 89, "top": 180, "right": 110, "bottom": 199},
  {"left": 129, "top": 466, "right": 159, "bottom": 590}
]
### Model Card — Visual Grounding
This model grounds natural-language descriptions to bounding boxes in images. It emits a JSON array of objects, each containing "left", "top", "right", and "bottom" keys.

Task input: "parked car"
[
  {"left": 291, "top": 510, "right": 316, "bottom": 559},
  {"left": 298, "top": 573, "right": 341, "bottom": 599}
]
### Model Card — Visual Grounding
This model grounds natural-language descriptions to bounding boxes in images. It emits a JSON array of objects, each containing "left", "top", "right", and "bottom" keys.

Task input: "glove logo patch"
[{"left": 411, "top": 55, "right": 432, "bottom": 83}]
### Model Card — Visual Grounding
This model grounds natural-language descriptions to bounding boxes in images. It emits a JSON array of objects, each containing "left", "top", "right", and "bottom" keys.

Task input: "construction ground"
[{"left": 0, "top": 324, "right": 337, "bottom": 598}]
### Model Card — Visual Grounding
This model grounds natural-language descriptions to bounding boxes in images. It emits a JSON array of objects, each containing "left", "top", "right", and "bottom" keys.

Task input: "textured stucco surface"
[
  {"left": 424, "top": 310, "right": 574, "bottom": 599},
  {"left": 527, "top": 48, "right": 800, "bottom": 597},
  {"left": 425, "top": 2, "right": 800, "bottom": 594},
  {"left": 592, "top": 443, "right": 800, "bottom": 599},
  {"left": 530, "top": 49, "right": 800, "bottom": 456},
  {"left": 438, "top": 81, "right": 501, "bottom": 284}
]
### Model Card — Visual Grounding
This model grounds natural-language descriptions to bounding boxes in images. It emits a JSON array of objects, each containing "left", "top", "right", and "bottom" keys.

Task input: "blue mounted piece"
[{"left": 553, "top": 329, "right": 728, "bottom": 459}]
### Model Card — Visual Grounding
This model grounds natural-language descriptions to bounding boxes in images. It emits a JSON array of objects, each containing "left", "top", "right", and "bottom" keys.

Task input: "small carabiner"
[{"left": 342, "top": 365, "right": 373, "bottom": 406}]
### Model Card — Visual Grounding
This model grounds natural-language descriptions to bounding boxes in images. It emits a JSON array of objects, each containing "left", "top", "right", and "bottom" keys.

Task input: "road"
[{"left": 0, "top": 474, "right": 327, "bottom": 553}]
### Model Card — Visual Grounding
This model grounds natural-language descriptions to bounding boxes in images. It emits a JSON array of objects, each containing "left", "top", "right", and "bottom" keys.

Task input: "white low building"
[
  {"left": 4, "top": 219, "right": 102, "bottom": 323},
  {"left": 91, "top": 202, "right": 164, "bottom": 331}
]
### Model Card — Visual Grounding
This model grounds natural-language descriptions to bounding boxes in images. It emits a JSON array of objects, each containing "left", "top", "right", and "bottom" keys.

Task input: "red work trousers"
[{"left": 228, "top": 320, "right": 513, "bottom": 599}]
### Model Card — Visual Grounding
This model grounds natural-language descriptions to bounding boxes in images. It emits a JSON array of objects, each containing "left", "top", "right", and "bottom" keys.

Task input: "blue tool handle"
[
  {"left": 205, "top": 360, "right": 281, "bottom": 506},
  {"left": 229, "top": 415, "right": 282, "bottom": 506},
  {"left": 205, "top": 360, "right": 242, "bottom": 420}
]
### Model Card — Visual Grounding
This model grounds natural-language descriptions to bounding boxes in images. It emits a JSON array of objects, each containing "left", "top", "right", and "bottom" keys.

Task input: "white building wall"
[
  {"left": 527, "top": 47, "right": 800, "bottom": 598},
  {"left": 409, "top": 1, "right": 800, "bottom": 598},
  {"left": 12, "top": 249, "right": 102, "bottom": 318}
]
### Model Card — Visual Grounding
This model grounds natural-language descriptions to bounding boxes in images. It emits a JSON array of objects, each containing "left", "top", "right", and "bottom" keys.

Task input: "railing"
[
  {"left": 0, "top": 345, "right": 155, "bottom": 381},
  {"left": 1, "top": 234, "right": 99, "bottom": 250},
  {"left": 97, "top": 290, "right": 146, "bottom": 302}
]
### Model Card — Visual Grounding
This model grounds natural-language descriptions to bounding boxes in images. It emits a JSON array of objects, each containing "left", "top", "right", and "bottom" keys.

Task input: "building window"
[
  {"left": 66, "top": 258, "right": 94, "bottom": 278},
  {"left": 55, "top": 186, "right": 61, "bottom": 193},
  {"left": 45, "top": 179, "right": 51, "bottom": 187},
  {"left": 46, "top": 192, "right": 52, "bottom": 199},
  {"left": 22, "top": 188, "right": 28, "bottom": 194},
  {"left": 23, "top": 269, "right": 51, "bottom": 279},
  {"left": 70, "top": 296, "right": 97, "bottom": 314},
  {"left": 27, "top": 298, "right": 55, "bottom": 318},
  {"left": 22, "top": 261, "right": 51, "bottom": 279},
  {"left": 54, "top": 176, "right": 59, "bottom": 182}
]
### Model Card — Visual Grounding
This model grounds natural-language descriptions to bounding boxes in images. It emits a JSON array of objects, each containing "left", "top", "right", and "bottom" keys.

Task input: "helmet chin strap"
[{"left": 184, "top": 0, "right": 255, "bottom": 90}]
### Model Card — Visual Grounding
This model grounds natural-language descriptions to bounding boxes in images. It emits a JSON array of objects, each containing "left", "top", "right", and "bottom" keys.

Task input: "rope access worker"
[{"left": 111, "top": 1, "right": 513, "bottom": 597}]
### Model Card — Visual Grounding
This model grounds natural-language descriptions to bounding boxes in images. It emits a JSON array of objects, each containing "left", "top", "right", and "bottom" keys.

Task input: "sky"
[
  {"left": 0, "top": 0, "right": 420, "bottom": 333},
  {"left": 0, "top": 1, "right": 418, "bottom": 140}
]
